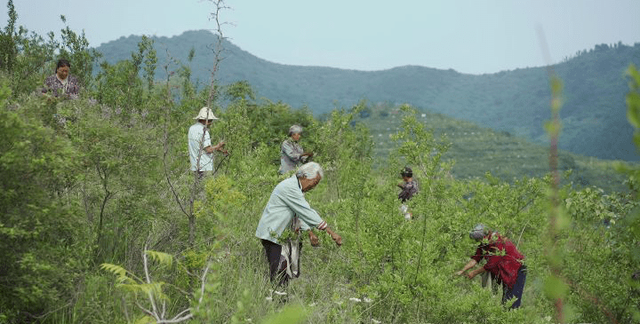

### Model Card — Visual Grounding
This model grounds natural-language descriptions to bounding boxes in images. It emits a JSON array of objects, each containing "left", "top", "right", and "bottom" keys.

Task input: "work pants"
[{"left": 502, "top": 265, "right": 527, "bottom": 309}]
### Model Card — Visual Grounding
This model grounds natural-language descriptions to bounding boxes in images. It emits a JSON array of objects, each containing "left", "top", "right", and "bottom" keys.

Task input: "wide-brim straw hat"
[{"left": 194, "top": 107, "right": 219, "bottom": 120}]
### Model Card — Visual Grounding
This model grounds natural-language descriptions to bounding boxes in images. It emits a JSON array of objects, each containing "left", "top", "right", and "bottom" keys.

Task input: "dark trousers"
[
  {"left": 261, "top": 239, "right": 288, "bottom": 288},
  {"left": 502, "top": 265, "right": 527, "bottom": 309}
]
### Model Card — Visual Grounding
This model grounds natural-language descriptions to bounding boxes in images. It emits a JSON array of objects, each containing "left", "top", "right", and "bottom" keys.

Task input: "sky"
[{"left": 4, "top": 0, "right": 640, "bottom": 75}]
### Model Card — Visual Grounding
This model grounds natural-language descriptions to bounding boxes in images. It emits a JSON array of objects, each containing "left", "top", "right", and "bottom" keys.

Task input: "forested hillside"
[
  {"left": 358, "top": 106, "right": 629, "bottom": 193},
  {"left": 2, "top": 5, "right": 640, "bottom": 324},
  {"left": 97, "top": 30, "right": 640, "bottom": 161}
]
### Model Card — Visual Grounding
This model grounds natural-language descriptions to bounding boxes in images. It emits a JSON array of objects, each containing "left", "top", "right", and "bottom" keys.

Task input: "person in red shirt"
[{"left": 455, "top": 224, "right": 527, "bottom": 309}]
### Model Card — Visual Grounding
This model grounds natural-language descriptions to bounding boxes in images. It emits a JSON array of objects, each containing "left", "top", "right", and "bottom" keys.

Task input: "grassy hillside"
[
  {"left": 358, "top": 106, "right": 630, "bottom": 193},
  {"left": 4, "top": 16, "right": 640, "bottom": 322},
  {"left": 96, "top": 31, "right": 640, "bottom": 161}
]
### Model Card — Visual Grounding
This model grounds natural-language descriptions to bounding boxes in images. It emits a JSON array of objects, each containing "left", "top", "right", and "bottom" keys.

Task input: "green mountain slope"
[
  {"left": 360, "top": 108, "right": 628, "bottom": 193},
  {"left": 96, "top": 30, "right": 640, "bottom": 161}
]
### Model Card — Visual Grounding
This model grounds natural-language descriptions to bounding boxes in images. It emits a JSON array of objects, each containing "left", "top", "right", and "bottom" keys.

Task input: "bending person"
[
  {"left": 455, "top": 224, "right": 527, "bottom": 309},
  {"left": 256, "top": 162, "right": 341, "bottom": 295}
]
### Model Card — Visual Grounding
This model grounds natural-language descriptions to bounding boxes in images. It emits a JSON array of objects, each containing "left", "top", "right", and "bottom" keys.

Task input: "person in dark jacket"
[{"left": 397, "top": 166, "right": 418, "bottom": 220}]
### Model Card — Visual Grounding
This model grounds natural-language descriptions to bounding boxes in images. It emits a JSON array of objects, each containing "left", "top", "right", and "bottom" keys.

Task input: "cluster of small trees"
[{"left": 2, "top": 1, "right": 640, "bottom": 322}]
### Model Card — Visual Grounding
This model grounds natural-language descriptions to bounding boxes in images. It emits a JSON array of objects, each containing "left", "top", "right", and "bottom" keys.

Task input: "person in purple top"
[
  {"left": 42, "top": 59, "right": 80, "bottom": 99},
  {"left": 397, "top": 166, "right": 418, "bottom": 220}
]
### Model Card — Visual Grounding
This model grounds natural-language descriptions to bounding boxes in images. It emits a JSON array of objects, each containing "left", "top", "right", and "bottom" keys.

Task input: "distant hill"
[
  {"left": 361, "top": 108, "right": 629, "bottom": 193},
  {"left": 96, "top": 30, "right": 640, "bottom": 161}
]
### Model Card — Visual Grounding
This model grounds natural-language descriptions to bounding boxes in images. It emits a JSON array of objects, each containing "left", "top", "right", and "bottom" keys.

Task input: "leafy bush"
[{"left": 1, "top": 6, "right": 640, "bottom": 323}]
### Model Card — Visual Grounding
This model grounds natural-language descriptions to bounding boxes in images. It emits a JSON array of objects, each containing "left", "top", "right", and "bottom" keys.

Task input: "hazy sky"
[{"left": 4, "top": 0, "right": 640, "bottom": 74}]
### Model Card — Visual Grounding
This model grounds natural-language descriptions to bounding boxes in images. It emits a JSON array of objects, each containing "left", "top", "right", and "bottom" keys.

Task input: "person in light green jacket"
[{"left": 256, "top": 162, "right": 341, "bottom": 292}]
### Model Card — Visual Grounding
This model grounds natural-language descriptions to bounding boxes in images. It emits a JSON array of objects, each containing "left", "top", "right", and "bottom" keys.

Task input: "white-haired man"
[
  {"left": 256, "top": 162, "right": 342, "bottom": 292},
  {"left": 188, "top": 107, "right": 226, "bottom": 177},
  {"left": 279, "top": 125, "right": 313, "bottom": 174}
]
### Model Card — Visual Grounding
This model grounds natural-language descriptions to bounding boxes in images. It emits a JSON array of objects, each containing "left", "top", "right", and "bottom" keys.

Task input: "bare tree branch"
[
  {"left": 157, "top": 314, "right": 194, "bottom": 324},
  {"left": 199, "top": 262, "right": 211, "bottom": 305},
  {"left": 205, "top": 0, "right": 229, "bottom": 108},
  {"left": 162, "top": 133, "right": 189, "bottom": 218},
  {"left": 142, "top": 247, "right": 160, "bottom": 317},
  {"left": 135, "top": 302, "right": 154, "bottom": 318}
]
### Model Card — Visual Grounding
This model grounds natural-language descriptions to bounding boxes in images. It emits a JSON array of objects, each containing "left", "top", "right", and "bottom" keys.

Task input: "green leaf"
[
  {"left": 261, "top": 305, "right": 308, "bottom": 324},
  {"left": 556, "top": 208, "right": 571, "bottom": 230},
  {"left": 100, "top": 263, "right": 127, "bottom": 278},
  {"left": 145, "top": 250, "right": 173, "bottom": 266},
  {"left": 550, "top": 76, "right": 563, "bottom": 94},
  {"left": 626, "top": 92, "right": 640, "bottom": 128},
  {"left": 543, "top": 275, "right": 568, "bottom": 300},
  {"left": 134, "top": 315, "right": 155, "bottom": 324}
]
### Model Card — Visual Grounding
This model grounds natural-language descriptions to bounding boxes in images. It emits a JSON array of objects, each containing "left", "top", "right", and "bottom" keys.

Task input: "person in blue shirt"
[{"left": 256, "top": 162, "right": 341, "bottom": 291}]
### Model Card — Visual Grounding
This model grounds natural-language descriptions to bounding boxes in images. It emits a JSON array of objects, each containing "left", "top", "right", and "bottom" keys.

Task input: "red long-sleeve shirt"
[{"left": 471, "top": 234, "right": 525, "bottom": 289}]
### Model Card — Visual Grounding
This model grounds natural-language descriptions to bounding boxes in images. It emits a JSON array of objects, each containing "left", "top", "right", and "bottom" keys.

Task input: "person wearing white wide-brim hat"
[{"left": 188, "top": 107, "right": 227, "bottom": 175}]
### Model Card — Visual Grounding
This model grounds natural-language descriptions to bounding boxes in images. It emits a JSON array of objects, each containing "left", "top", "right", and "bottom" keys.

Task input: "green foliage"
[
  {"left": 627, "top": 65, "right": 640, "bottom": 144},
  {"left": 361, "top": 104, "right": 629, "bottom": 193},
  {"left": 98, "top": 32, "right": 640, "bottom": 161},
  {"left": 2, "top": 8, "right": 640, "bottom": 323},
  {"left": 94, "top": 60, "right": 145, "bottom": 109},
  {"left": 202, "top": 175, "right": 246, "bottom": 217},
  {"left": 57, "top": 15, "right": 101, "bottom": 88},
  {"left": 139, "top": 36, "right": 157, "bottom": 93},
  {"left": 0, "top": 0, "right": 17, "bottom": 73},
  {"left": 0, "top": 80, "right": 91, "bottom": 323},
  {"left": 100, "top": 263, "right": 131, "bottom": 283},
  {"left": 261, "top": 306, "right": 308, "bottom": 324},
  {"left": 390, "top": 104, "right": 451, "bottom": 179},
  {"left": 0, "top": 7, "right": 100, "bottom": 99}
]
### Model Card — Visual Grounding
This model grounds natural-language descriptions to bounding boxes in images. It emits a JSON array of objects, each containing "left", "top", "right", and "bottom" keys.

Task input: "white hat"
[{"left": 194, "top": 107, "right": 219, "bottom": 120}]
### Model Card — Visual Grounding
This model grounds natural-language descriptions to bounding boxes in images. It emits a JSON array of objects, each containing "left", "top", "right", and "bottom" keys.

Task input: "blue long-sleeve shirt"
[{"left": 255, "top": 175, "right": 327, "bottom": 244}]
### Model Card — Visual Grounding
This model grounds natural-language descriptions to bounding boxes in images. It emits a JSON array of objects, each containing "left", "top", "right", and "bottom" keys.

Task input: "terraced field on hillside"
[{"left": 361, "top": 110, "right": 630, "bottom": 192}]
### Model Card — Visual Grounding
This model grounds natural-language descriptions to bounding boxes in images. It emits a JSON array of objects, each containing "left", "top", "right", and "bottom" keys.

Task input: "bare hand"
[
  {"left": 309, "top": 231, "right": 319, "bottom": 247},
  {"left": 455, "top": 270, "right": 464, "bottom": 276},
  {"left": 331, "top": 233, "right": 342, "bottom": 246}
]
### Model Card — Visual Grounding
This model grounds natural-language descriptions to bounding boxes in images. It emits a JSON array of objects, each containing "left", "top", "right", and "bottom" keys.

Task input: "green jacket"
[{"left": 255, "top": 175, "right": 327, "bottom": 244}]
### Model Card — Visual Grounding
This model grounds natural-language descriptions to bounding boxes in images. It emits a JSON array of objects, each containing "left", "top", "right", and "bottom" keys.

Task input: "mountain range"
[{"left": 96, "top": 30, "right": 640, "bottom": 161}]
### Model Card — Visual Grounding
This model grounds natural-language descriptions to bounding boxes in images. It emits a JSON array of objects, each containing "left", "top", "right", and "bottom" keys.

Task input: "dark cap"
[{"left": 400, "top": 166, "right": 413, "bottom": 177}]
